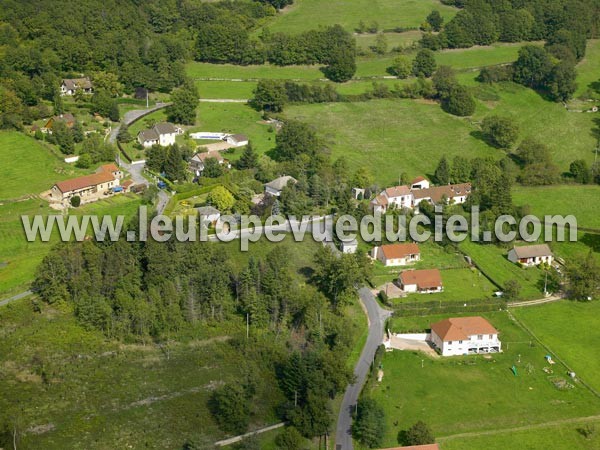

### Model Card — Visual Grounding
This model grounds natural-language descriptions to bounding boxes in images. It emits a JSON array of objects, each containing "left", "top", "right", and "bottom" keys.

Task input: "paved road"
[
  {"left": 335, "top": 288, "right": 392, "bottom": 450},
  {"left": 0, "top": 290, "right": 32, "bottom": 307},
  {"left": 108, "top": 103, "right": 171, "bottom": 144}
]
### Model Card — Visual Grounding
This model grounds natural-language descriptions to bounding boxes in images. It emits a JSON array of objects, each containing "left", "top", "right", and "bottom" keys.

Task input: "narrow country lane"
[{"left": 335, "top": 288, "right": 392, "bottom": 450}]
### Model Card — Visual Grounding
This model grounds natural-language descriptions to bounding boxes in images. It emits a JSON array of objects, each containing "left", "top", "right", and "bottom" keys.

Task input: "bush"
[
  {"left": 481, "top": 115, "right": 520, "bottom": 149},
  {"left": 441, "top": 85, "right": 476, "bottom": 116},
  {"left": 70, "top": 195, "right": 81, "bottom": 207},
  {"left": 387, "top": 56, "right": 412, "bottom": 79},
  {"left": 412, "top": 49, "right": 437, "bottom": 78}
]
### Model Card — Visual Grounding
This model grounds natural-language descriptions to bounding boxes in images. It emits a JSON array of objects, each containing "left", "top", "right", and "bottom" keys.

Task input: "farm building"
[
  {"left": 370, "top": 177, "right": 471, "bottom": 213},
  {"left": 373, "top": 243, "right": 420, "bottom": 266},
  {"left": 265, "top": 175, "right": 297, "bottom": 197},
  {"left": 50, "top": 164, "right": 121, "bottom": 202},
  {"left": 42, "top": 113, "right": 76, "bottom": 133},
  {"left": 399, "top": 269, "right": 442, "bottom": 293},
  {"left": 61, "top": 77, "right": 93, "bottom": 95},
  {"left": 225, "top": 134, "right": 249, "bottom": 147},
  {"left": 430, "top": 316, "right": 501, "bottom": 356},
  {"left": 97, "top": 163, "right": 123, "bottom": 180},
  {"left": 508, "top": 244, "right": 553, "bottom": 267},
  {"left": 189, "top": 151, "right": 228, "bottom": 175},
  {"left": 137, "top": 122, "right": 182, "bottom": 148}
]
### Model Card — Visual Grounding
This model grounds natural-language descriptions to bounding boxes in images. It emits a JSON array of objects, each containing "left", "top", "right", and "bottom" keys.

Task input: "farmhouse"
[
  {"left": 97, "top": 163, "right": 123, "bottom": 180},
  {"left": 189, "top": 151, "right": 228, "bottom": 175},
  {"left": 508, "top": 244, "right": 553, "bottom": 267},
  {"left": 61, "top": 77, "right": 93, "bottom": 95},
  {"left": 197, "top": 206, "right": 221, "bottom": 225},
  {"left": 373, "top": 243, "right": 420, "bottom": 266},
  {"left": 137, "top": 122, "right": 182, "bottom": 148},
  {"left": 399, "top": 269, "right": 442, "bottom": 293},
  {"left": 225, "top": 134, "right": 249, "bottom": 147},
  {"left": 370, "top": 177, "right": 472, "bottom": 213},
  {"left": 51, "top": 172, "right": 119, "bottom": 202},
  {"left": 42, "top": 113, "right": 76, "bottom": 133},
  {"left": 265, "top": 175, "right": 297, "bottom": 197},
  {"left": 430, "top": 316, "right": 501, "bottom": 356}
]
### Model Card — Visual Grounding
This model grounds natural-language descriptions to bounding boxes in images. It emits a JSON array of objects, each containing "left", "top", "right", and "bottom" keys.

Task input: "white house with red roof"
[
  {"left": 430, "top": 316, "right": 501, "bottom": 356},
  {"left": 370, "top": 177, "right": 471, "bottom": 214},
  {"left": 373, "top": 243, "right": 420, "bottom": 266},
  {"left": 399, "top": 269, "right": 443, "bottom": 293}
]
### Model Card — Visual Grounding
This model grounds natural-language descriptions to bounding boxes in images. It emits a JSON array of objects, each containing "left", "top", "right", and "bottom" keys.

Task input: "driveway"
[{"left": 335, "top": 288, "right": 392, "bottom": 450}]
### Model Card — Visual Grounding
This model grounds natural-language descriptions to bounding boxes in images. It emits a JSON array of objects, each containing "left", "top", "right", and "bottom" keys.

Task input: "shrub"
[
  {"left": 70, "top": 195, "right": 81, "bottom": 207},
  {"left": 441, "top": 85, "right": 476, "bottom": 116}
]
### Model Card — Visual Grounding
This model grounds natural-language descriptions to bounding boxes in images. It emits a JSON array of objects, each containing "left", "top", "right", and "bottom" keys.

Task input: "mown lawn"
[
  {"left": 513, "top": 301, "right": 600, "bottom": 393},
  {"left": 0, "top": 131, "right": 86, "bottom": 201},
  {"left": 186, "top": 62, "right": 324, "bottom": 81},
  {"left": 368, "top": 311, "right": 600, "bottom": 447},
  {"left": 512, "top": 185, "right": 600, "bottom": 230},
  {"left": 435, "top": 42, "right": 535, "bottom": 71},
  {"left": 262, "top": 0, "right": 457, "bottom": 34},
  {"left": 459, "top": 241, "right": 544, "bottom": 300}
]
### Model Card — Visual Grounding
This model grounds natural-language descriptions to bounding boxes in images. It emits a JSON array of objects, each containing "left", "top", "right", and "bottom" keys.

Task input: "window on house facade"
[
  {"left": 448, "top": 341, "right": 452, "bottom": 345},
  {"left": 459, "top": 340, "right": 463, "bottom": 344},
  {"left": 478, "top": 335, "right": 483, "bottom": 340}
]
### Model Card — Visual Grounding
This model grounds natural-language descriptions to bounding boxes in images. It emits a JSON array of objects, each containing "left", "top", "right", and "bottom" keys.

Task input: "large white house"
[
  {"left": 373, "top": 243, "right": 420, "bottom": 266},
  {"left": 371, "top": 177, "right": 472, "bottom": 214},
  {"left": 137, "top": 122, "right": 182, "bottom": 148},
  {"left": 508, "top": 244, "right": 553, "bottom": 267},
  {"left": 430, "top": 316, "right": 501, "bottom": 356}
]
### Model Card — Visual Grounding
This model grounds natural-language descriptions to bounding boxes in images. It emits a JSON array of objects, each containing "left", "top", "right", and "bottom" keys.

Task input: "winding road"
[{"left": 335, "top": 288, "right": 392, "bottom": 450}]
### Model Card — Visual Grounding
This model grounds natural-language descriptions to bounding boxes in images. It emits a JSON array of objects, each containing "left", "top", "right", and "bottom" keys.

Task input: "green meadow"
[
  {"left": 0, "top": 131, "right": 86, "bottom": 201},
  {"left": 512, "top": 185, "right": 600, "bottom": 230},
  {"left": 368, "top": 311, "right": 600, "bottom": 447},
  {"left": 459, "top": 241, "right": 544, "bottom": 300},
  {"left": 262, "top": 0, "right": 457, "bottom": 34}
]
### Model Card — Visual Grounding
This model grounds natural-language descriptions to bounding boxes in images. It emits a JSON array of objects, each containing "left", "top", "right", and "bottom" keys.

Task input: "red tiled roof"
[
  {"left": 380, "top": 243, "right": 420, "bottom": 260},
  {"left": 193, "top": 151, "right": 224, "bottom": 163},
  {"left": 400, "top": 269, "right": 442, "bottom": 289},
  {"left": 412, "top": 183, "right": 472, "bottom": 203},
  {"left": 54, "top": 172, "right": 115, "bottom": 193},
  {"left": 431, "top": 317, "right": 497, "bottom": 342},
  {"left": 411, "top": 176, "right": 427, "bottom": 184},
  {"left": 99, "top": 163, "right": 119, "bottom": 173},
  {"left": 385, "top": 185, "right": 411, "bottom": 198}
]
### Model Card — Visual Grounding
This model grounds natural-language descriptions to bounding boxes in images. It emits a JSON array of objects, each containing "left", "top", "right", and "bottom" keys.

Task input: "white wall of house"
[
  {"left": 378, "top": 252, "right": 420, "bottom": 267},
  {"left": 431, "top": 331, "right": 501, "bottom": 356},
  {"left": 402, "top": 283, "right": 418, "bottom": 293},
  {"left": 265, "top": 186, "right": 282, "bottom": 197},
  {"left": 159, "top": 132, "right": 177, "bottom": 147},
  {"left": 508, "top": 251, "right": 553, "bottom": 266}
]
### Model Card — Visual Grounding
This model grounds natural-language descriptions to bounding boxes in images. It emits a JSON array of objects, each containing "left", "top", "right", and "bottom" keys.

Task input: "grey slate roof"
[
  {"left": 62, "top": 77, "right": 93, "bottom": 90},
  {"left": 265, "top": 175, "right": 297, "bottom": 192},
  {"left": 153, "top": 122, "right": 177, "bottom": 135},
  {"left": 138, "top": 128, "right": 159, "bottom": 143}
]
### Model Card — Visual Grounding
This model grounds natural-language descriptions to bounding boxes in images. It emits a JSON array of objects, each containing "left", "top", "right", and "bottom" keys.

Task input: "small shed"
[{"left": 340, "top": 238, "right": 358, "bottom": 254}]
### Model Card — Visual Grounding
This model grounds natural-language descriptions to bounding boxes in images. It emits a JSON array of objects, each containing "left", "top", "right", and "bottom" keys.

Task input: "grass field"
[
  {"left": 435, "top": 43, "right": 533, "bottom": 71},
  {"left": 0, "top": 195, "right": 142, "bottom": 298},
  {"left": 0, "top": 131, "right": 85, "bottom": 201},
  {"left": 285, "top": 80, "right": 597, "bottom": 185},
  {"left": 512, "top": 185, "right": 600, "bottom": 230},
  {"left": 263, "top": 0, "right": 457, "bottom": 34},
  {"left": 285, "top": 98, "right": 497, "bottom": 185},
  {"left": 356, "top": 31, "right": 422, "bottom": 52},
  {"left": 513, "top": 301, "right": 600, "bottom": 393},
  {"left": 575, "top": 39, "right": 600, "bottom": 98},
  {"left": 439, "top": 417, "right": 600, "bottom": 450},
  {"left": 459, "top": 241, "right": 543, "bottom": 300},
  {"left": 368, "top": 311, "right": 600, "bottom": 447}
]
